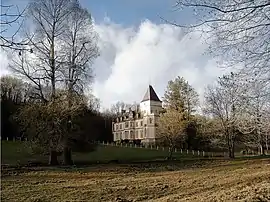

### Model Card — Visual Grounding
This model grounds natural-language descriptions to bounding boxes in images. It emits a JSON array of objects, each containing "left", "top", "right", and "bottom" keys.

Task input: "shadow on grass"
[{"left": 4, "top": 156, "right": 269, "bottom": 178}]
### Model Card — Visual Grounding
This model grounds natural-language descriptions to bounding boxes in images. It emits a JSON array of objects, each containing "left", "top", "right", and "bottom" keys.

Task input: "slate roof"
[{"left": 141, "top": 85, "right": 161, "bottom": 102}]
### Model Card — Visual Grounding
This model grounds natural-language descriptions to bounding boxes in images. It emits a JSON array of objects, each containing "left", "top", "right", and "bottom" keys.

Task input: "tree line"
[
  {"left": 0, "top": 75, "right": 113, "bottom": 162},
  {"left": 156, "top": 74, "right": 270, "bottom": 159}
]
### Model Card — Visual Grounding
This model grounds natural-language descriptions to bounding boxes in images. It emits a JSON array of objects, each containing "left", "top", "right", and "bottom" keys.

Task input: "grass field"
[
  {"left": 1, "top": 141, "right": 199, "bottom": 166},
  {"left": 1, "top": 141, "right": 270, "bottom": 201}
]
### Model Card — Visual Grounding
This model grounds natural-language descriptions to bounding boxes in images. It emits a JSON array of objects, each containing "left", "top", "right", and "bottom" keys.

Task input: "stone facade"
[{"left": 112, "top": 85, "right": 163, "bottom": 144}]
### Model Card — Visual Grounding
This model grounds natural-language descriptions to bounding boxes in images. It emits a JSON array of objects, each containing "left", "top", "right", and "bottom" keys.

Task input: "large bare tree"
[
  {"left": 172, "top": 0, "right": 270, "bottom": 81},
  {"left": 204, "top": 72, "right": 246, "bottom": 158},
  {"left": 9, "top": 0, "right": 99, "bottom": 165},
  {"left": 58, "top": 0, "right": 99, "bottom": 164},
  {"left": 237, "top": 77, "right": 270, "bottom": 155}
]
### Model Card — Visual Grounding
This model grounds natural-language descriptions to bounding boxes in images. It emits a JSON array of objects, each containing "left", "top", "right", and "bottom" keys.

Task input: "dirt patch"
[{"left": 1, "top": 159, "right": 270, "bottom": 201}]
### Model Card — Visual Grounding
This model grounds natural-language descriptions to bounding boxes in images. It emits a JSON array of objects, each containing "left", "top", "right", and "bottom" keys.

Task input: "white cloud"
[
  {"left": 0, "top": 51, "right": 10, "bottom": 76},
  {"left": 0, "top": 18, "right": 228, "bottom": 110},
  {"left": 92, "top": 19, "right": 227, "bottom": 110}
]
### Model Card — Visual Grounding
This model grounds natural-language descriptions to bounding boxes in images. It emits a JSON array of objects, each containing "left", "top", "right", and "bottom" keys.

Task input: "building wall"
[
  {"left": 140, "top": 100, "right": 162, "bottom": 115},
  {"left": 112, "top": 101, "right": 162, "bottom": 144}
]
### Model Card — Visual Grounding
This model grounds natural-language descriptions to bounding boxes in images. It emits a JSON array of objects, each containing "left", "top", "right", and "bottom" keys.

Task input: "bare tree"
[
  {"left": 9, "top": 0, "right": 80, "bottom": 165},
  {"left": 204, "top": 72, "right": 246, "bottom": 158},
  {"left": 57, "top": 0, "right": 99, "bottom": 165},
  {"left": 1, "top": 76, "right": 24, "bottom": 103},
  {"left": 110, "top": 101, "right": 132, "bottom": 115},
  {"left": 171, "top": 0, "right": 270, "bottom": 81},
  {"left": 156, "top": 109, "right": 187, "bottom": 159},
  {"left": 61, "top": 0, "right": 99, "bottom": 95},
  {"left": 0, "top": 3, "right": 31, "bottom": 50},
  {"left": 237, "top": 77, "right": 270, "bottom": 155}
]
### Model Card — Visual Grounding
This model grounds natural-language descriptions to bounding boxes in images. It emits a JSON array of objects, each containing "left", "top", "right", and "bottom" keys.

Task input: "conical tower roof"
[{"left": 141, "top": 85, "right": 161, "bottom": 102}]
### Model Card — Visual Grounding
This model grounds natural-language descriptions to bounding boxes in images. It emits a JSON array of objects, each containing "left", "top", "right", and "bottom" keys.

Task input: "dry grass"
[{"left": 1, "top": 159, "right": 270, "bottom": 202}]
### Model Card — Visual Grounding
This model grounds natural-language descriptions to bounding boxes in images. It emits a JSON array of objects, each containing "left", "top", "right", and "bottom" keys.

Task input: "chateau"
[{"left": 112, "top": 85, "right": 163, "bottom": 144}]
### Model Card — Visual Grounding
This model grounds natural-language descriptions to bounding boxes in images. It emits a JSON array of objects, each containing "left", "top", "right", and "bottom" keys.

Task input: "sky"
[{"left": 0, "top": 0, "right": 228, "bottom": 110}]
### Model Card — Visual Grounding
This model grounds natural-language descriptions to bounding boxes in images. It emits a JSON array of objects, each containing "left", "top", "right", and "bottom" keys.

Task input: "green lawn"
[{"left": 1, "top": 141, "right": 197, "bottom": 166}]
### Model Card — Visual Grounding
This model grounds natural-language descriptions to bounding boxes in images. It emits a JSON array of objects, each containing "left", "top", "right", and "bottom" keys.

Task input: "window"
[
  {"left": 136, "top": 122, "right": 138, "bottom": 127},
  {"left": 125, "top": 122, "right": 129, "bottom": 128},
  {"left": 140, "top": 130, "right": 143, "bottom": 138},
  {"left": 149, "top": 118, "right": 152, "bottom": 124},
  {"left": 130, "top": 122, "right": 133, "bottom": 127},
  {"left": 140, "top": 121, "right": 143, "bottom": 126},
  {"left": 130, "top": 131, "right": 134, "bottom": 139},
  {"left": 135, "top": 131, "right": 138, "bottom": 139},
  {"left": 125, "top": 131, "right": 129, "bottom": 139},
  {"left": 120, "top": 124, "right": 122, "bottom": 129},
  {"left": 116, "top": 124, "right": 119, "bottom": 130}
]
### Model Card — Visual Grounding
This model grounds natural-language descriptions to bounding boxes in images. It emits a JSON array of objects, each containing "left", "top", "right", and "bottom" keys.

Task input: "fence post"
[
  {"left": 175, "top": 148, "right": 177, "bottom": 153},
  {"left": 212, "top": 152, "right": 214, "bottom": 157},
  {"left": 135, "top": 144, "right": 137, "bottom": 148},
  {"left": 181, "top": 149, "right": 182, "bottom": 154},
  {"left": 102, "top": 141, "right": 105, "bottom": 145},
  {"left": 163, "top": 147, "right": 165, "bottom": 151},
  {"left": 203, "top": 151, "right": 205, "bottom": 157},
  {"left": 150, "top": 145, "right": 152, "bottom": 150},
  {"left": 187, "top": 149, "right": 188, "bottom": 154},
  {"left": 192, "top": 150, "right": 194, "bottom": 155},
  {"left": 197, "top": 150, "right": 200, "bottom": 156},
  {"left": 6, "top": 137, "right": 8, "bottom": 141},
  {"left": 156, "top": 146, "right": 159, "bottom": 150}
]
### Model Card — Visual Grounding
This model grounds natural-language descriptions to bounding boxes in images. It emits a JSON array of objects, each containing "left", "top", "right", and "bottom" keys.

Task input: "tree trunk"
[
  {"left": 260, "top": 135, "right": 265, "bottom": 155},
  {"left": 230, "top": 141, "right": 235, "bottom": 158},
  {"left": 167, "top": 146, "right": 174, "bottom": 160},
  {"left": 63, "top": 83, "right": 73, "bottom": 165},
  {"left": 63, "top": 147, "right": 73, "bottom": 165},
  {"left": 49, "top": 150, "right": 58, "bottom": 165},
  {"left": 227, "top": 133, "right": 235, "bottom": 159},
  {"left": 266, "top": 135, "right": 269, "bottom": 154}
]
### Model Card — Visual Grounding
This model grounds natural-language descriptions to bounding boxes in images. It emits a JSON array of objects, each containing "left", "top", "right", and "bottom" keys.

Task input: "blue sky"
[
  {"left": 2, "top": 0, "right": 193, "bottom": 27},
  {"left": 1, "top": 0, "right": 225, "bottom": 109},
  {"left": 79, "top": 0, "right": 193, "bottom": 26}
]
